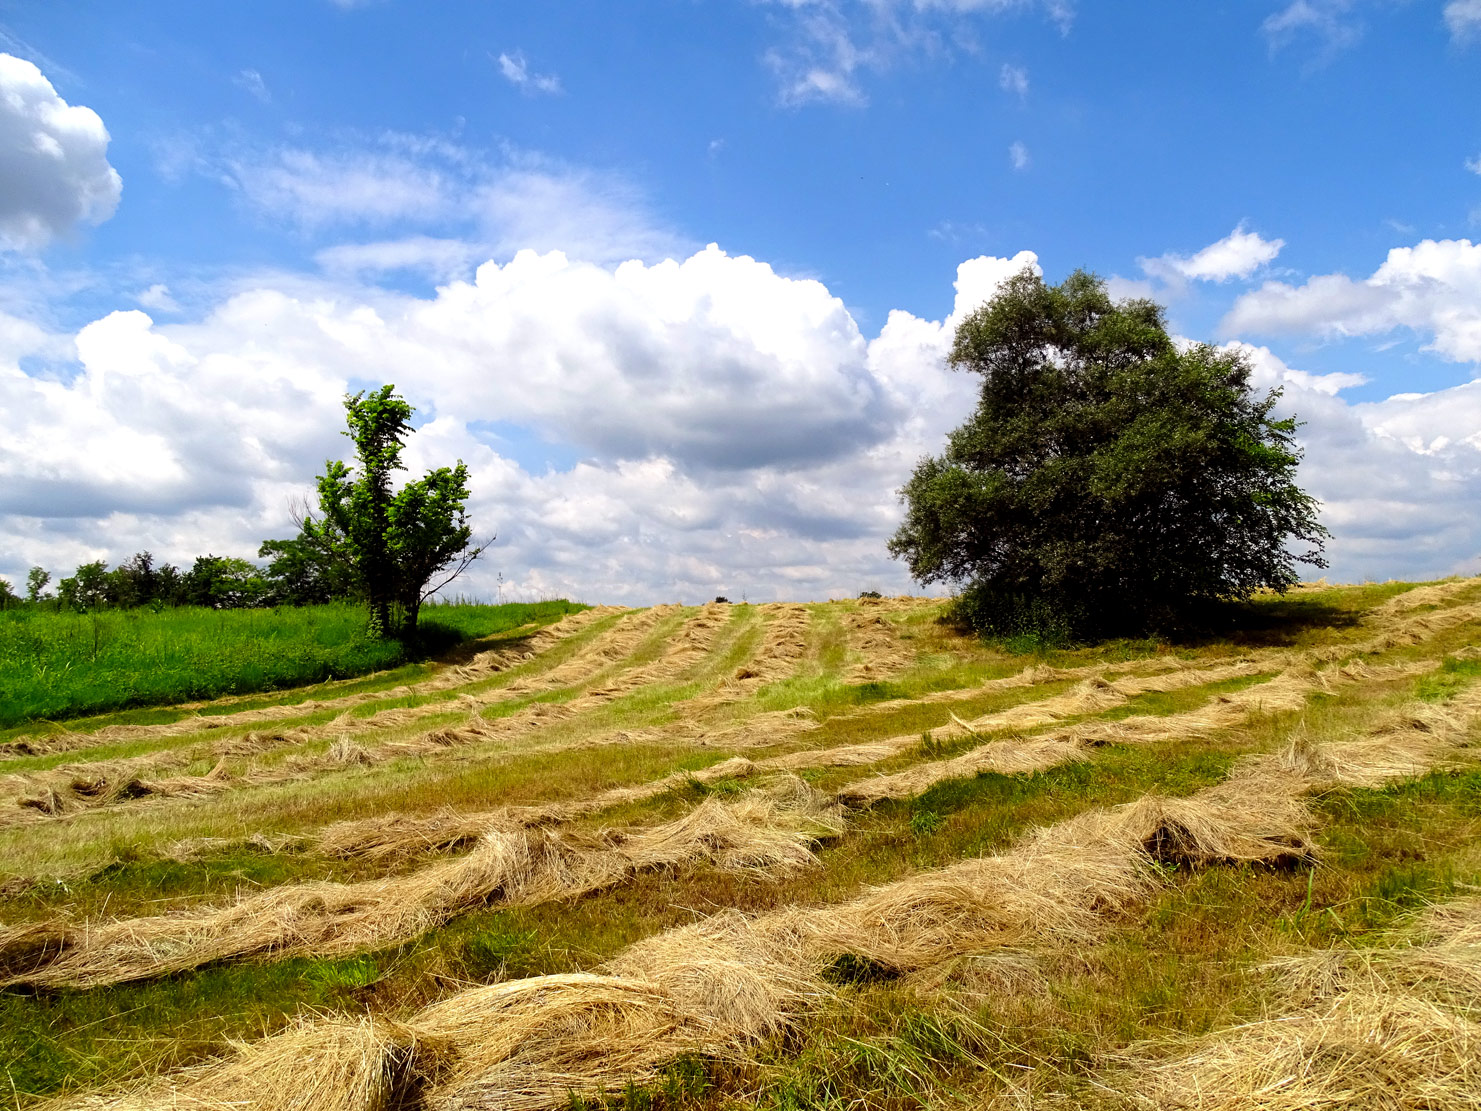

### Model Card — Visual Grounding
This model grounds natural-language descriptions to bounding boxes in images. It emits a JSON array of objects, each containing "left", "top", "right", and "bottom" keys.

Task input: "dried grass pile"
[
  {"left": 44, "top": 672, "right": 1481, "bottom": 1111},
  {"left": 1, "top": 608, "right": 619, "bottom": 761},
  {"left": 1131, "top": 897, "right": 1481, "bottom": 1111},
  {"left": 0, "top": 781, "right": 842, "bottom": 990}
]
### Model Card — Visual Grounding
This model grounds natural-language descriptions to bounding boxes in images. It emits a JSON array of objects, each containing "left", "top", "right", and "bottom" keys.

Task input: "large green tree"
[
  {"left": 302, "top": 385, "right": 485, "bottom": 635},
  {"left": 889, "top": 269, "right": 1329, "bottom": 639}
]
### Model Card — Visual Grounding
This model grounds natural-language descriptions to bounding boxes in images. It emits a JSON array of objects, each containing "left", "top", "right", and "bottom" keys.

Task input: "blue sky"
[{"left": 2, "top": 1, "right": 1480, "bottom": 602}]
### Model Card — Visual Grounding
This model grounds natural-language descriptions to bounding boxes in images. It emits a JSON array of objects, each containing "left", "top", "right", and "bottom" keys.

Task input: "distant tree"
[
  {"left": 59, "top": 561, "right": 112, "bottom": 612},
  {"left": 0, "top": 577, "right": 16, "bottom": 610},
  {"left": 259, "top": 535, "right": 353, "bottom": 606},
  {"left": 154, "top": 563, "right": 185, "bottom": 607},
  {"left": 25, "top": 567, "right": 50, "bottom": 604},
  {"left": 889, "top": 268, "right": 1329, "bottom": 640},
  {"left": 112, "top": 551, "right": 159, "bottom": 608},
  {"left": 183, "top": 555, "right": 269, "bottom": 609},
  {"left": 300, "top": 385, "right": 486, "bottom": 636}
]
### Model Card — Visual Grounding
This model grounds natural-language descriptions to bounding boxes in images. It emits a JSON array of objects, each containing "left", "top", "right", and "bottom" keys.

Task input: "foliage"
[
  {"left": 302, "top": 385, "right": 486, "bottom": 636},
  {"left": 258, "top": 535, "right": 354, "bottom": 606},
  {"left": 25, "top": 566, "right": 50, "bottom": 603},
  {"left": 0, "top": 599, "right": 583, "bottom": 728},
  {"left": 0, "top": 576, "right": 16, "bottom": 610},
  {"left": 890, "top": 268, "right": 1329, "bottom": 638}
]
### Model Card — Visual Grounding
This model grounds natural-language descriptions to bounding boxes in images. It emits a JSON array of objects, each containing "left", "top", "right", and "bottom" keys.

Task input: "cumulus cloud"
[
  {"left": 999, "top": 62, "right": 1028, "bottom": 97},
  {"left": 1229, "top": 341, "right": 1481, "bottom": 581},
  {"left": 0, "top": 248, "right": 1043, "bottom": 602},
  {"left": 1142, "top": 225, "right": 1285, "bottom": 284},
  {"left": 1008, "top": 140, "right": 1030, "bottom": 170},
  {"left": 1222, "top": 237, "right": 1481, "bottom": 364},
  {"left": 1446, "top": 0, "right": 1481, "bottom": 43},
  {"left": 0, "top": 53, "right": 122, "bottom": 250},
  {"left": 7, "top": 236, "right": 1476, "bottom": 600},
  {"left": 495, "top": 51, "right": 562, "bottom": 95}
]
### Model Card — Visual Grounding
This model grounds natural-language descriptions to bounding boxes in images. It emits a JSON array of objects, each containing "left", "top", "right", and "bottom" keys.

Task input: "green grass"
[{"left": 0, "top": 600, "right": 585, "bottom": 729}]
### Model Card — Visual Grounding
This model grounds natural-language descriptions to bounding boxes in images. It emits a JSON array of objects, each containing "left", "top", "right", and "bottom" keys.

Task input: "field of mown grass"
[
  {"left": 1, "top": 580, "right": 1479, "bottom": 1111},
  {"left": 0, "top": 599, "right": 585, "bottom": 729}
]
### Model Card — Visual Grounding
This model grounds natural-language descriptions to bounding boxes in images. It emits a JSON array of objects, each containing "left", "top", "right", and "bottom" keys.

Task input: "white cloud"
[
  {"left": 999, "top": 63, "right": 1028, "bottom": 97},
  {"left": 1466, "top": 152, "right": 1481, "bottom": 175},
  {"left": 496, "top": 51, "right": 562, "bottom": 96},
  {"left": 1262, "top": 0, "right": 1362, "bottom": 58},
  {"left": 8, "top": 237, "right": 1477, "bottom": 599},
  {"left": 760, "top": 0, "right": 1068, "bottom": 108},
  {"left": 208, "top": 134, "right": 688, "bottom": 266},
  {"left": 0, "top": 248, "right": 1044, "bottom": 602},
  {"left": 1228, "top": 341, "right": 1481, "bottom": 581},
  {"left": 1142, "top": 225, "right": 1285, "bottom": 284},
  {"left": 226, "top": 146, "right": 453, "bottom": 229},
  {"left": 233, "top": 68, "right": 270, "bottom": 103},
  {"left": 134, "top": 283, "right": 180, "bottom": 313},
  {"left": 1008, "top": 140, "right": 1030, "bottom": 171},
  {"left": 1445, "top": 0, "right": 1481, "bottom": 43},
  {"left": 0, "top": 53, "right": 121, "bottom": 250},
  {"left": 314, "top": 236, "right": 479, "bottom": 280},
  {"left": 1222, "top": 237, "right": 1481, "bottom": 364}
]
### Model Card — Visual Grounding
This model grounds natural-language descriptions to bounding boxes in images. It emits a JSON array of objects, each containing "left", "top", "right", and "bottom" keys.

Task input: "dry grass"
[
  {"left": 1, "top": 781, "right": 842, "bottom": 989},
  {"left": 13, "top": 580, "right": 1481, "bottom": 1111}
]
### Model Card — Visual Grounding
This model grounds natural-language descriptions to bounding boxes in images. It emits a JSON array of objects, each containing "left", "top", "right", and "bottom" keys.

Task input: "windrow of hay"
[
  {"left": 1123, "top": 895, "right": 1481, "bottom": 1111},
  {"left": 159, "top": 655, "right": 1435, "bottom": 870},
  {"left": 729, "top": 604, "right": 813, "bottom": 686},
  {"left": 41, "top": 674, "right": 1481, "bottom": 1111},
  {"left": 174, "top": 658, "right": 1283, "bottom": 866},
  {"left": 0, "top": 607, "right": 622, "bottom": 758},
  {"left": 776, "top": 658, "right": 1276, "bottom": 780},
  {"left": 0, "top": 607, "right": 753, "bottom": 831},
  {"left": 0, "top": 779, "right": 843, "bottom": 989},
  {"left": 842, "top": 608, "right": 917, "bottom": 682}
]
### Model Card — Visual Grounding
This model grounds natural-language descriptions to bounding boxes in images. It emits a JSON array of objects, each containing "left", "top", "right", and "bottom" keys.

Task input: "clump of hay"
[
  {"left": 1132, "top": 896, "right": 1481, "bottom": 1111},
  {"left": 2, "top": 782, "right": 843, "bottom": 990},
  {"left": 1137, "top": 993, "right": 1481, "bottom": 1111}
]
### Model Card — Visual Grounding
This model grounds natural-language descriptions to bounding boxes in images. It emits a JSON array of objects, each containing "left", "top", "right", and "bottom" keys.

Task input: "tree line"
[
  {"left": 1, "top": 386, "right": 485, "bottom": 635},
  {"left": 0, "top": 540, "right": 354, "bottom": 614}
]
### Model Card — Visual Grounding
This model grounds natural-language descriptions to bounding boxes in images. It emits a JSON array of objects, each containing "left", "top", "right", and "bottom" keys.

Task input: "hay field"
[{"left": 2, "top": 581, "right": 1480, "bottom": 1111}]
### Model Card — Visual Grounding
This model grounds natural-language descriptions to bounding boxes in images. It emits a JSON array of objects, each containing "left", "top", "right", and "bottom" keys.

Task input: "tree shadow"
[
  {"left": 406, "top": 623, "right": 543, "bottom": 665},
  {"left": 1168, "top": 593, "right": 1365, "bottom": 650}
]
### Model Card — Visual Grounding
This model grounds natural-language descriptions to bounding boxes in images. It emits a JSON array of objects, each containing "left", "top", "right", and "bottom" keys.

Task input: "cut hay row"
[
  {"left": 0, "top": 658, "right": 1354, "bottom": 986},
  {"left": 835, "top": 659, "right": 1433, "bottom": 807},
  {"left": 0, "top": 779, "right": 844, "bottom": 990},
  {"left": 0, "top": 607, "right": 625, "bottom": 758},
  {"left": 156, "top": 656, "right": 1434, "bottom": 872},
  {"left": 44, "top": 671, "right": 1480, "bottom": 1111},
  {"left": 1123, "top": 896, "right": 1481, "bottom": 1111},
  {"left": 0, "top": 605, "right": 753, "bottom": 829},
  {"left": 1368, "top": 576, "right": 1478, "bottom": 618},
  {"left": 13, "top": 591, "right": 1473, "bottom": 833},
  {"left": 156, "top": 656, "right": 1296, "bottom": 868}
]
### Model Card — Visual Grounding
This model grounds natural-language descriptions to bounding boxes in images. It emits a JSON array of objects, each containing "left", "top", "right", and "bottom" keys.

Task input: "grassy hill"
[{"left": 1, "top": 581, "right": 1478, "bottom": 1110}]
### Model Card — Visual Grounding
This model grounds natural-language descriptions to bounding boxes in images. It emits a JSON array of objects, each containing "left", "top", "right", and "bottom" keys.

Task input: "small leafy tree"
[
  {"left": 889, "top": 268, "right": 1328, "bottom": 639},
  {"left": 25, "top": 567, "right": 50, "bottom": 604},
  {"left": 183, "top": 555, "right": 269, "bottom": 609},
  {"left": 259, "top": 535, "right": 354, "bottom": 606},
  {"left": 301, "top": 385, "right": 486, "bottom": 636},
  {"left": 0, "top": 577, "right": 16, "bottom": 610},
  {"left": 59, "top": 560, "right": 111, "bottom": 612}
]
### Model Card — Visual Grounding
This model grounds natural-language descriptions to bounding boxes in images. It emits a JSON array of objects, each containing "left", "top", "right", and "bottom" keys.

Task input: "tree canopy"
[
  {"left": 301, "top": 385, "right": 485, "bottom": 635},
  {"left": 889, "top": 268, "right": 1329, "bottom": 639}
]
